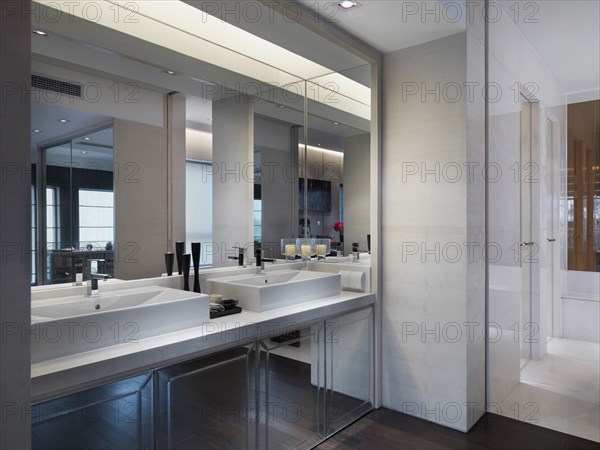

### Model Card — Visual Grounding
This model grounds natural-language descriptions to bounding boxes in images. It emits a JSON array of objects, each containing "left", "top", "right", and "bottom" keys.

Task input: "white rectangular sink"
[
  {"left": 31, "top": 286, "right": 209, "bottom": 363},
  {"left": 206, "top": 270, "right": 341, "bottom": 312}
]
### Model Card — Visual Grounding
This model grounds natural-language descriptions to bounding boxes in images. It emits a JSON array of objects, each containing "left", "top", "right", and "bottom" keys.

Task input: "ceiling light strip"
[{"left": 33, "top": 0, "right": 370, "bottom": 120}]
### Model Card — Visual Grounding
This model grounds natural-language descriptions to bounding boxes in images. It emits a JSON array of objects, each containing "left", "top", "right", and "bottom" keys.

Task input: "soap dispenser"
[
  {"left": 191, "top": 242, "right": 201, "bottom": 293},
  {"left": 75, "top": 258, "right": 83, "bottom": 286},
  {"left": 352, "top": 242, "right": 360, "bottom": 262},
  {"left": 175, "top": 241, "right": 185, "bottom": 275},
  {"left": 182, "top": 254, "right": 191, "bottom": 291}
]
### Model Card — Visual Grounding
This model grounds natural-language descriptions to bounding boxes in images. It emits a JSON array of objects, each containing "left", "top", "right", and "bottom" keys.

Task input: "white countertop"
[{"left": 31, "top": 290, "right": 374, "bottom": 403}]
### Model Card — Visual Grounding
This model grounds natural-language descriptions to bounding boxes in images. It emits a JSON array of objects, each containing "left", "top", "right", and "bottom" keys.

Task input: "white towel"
[{"left": 339, "top": 270, "right": 365, "bottom": 291}]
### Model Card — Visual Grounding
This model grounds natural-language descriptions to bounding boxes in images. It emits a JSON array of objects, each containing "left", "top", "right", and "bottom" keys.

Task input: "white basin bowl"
[
  {"left": 206, "top": 270, "right": 341, "bottom": 312},
  {"left": 31, "top": 286, "right": 209, "bottom": 363}
]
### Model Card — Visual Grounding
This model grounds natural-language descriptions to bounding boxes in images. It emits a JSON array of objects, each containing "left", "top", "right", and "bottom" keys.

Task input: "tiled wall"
[
  {"left": 381, "top": 28, "right": 486, "bottom": 432},
  {"left": 212, "top": 97, "right": 255, "bottom": 267}
]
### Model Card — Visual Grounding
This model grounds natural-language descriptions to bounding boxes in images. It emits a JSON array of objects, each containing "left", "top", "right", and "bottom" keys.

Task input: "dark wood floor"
[
  {"left": 316, "top": 408, "right": 600, "bottom": 450},
  {"left": 33, "top": 353, "right": 597, "bottom": 450}
]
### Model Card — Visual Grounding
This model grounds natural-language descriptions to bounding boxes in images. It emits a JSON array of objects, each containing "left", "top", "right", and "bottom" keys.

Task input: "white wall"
[
  {"left": 113, "top": 119, "right": 169, "bottom": 279},
  {"left": 259, "top": 147, "right": 296, "bottom": 257},
  {"left": 186, "top": 129, "right": 212, "bottom": 161},
  {"left": 487, "top": 3, "right": 567, "bottom": 403},
  {"left": 255, "top": 117, "right": 297, "bottom": 257},
  {"left": 562, "top": 271, "right": 600, "bottom": 343},
  {"left": 343, "top": 134, "right": 370, "bottom": 253},
  {"left": 212, "top": 98, "right": 254, "bottom": 267},
  {"left": 381, "top": 29, "right": 486, "bottom": 432}
]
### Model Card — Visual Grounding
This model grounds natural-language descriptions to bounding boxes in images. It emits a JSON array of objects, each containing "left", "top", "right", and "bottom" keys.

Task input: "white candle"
[
  {"left": 316, "top": 244, "right": 326, "bottom": 256},
  {"left": 301, "top": 245, "right": 312, "bottom": 257},
  {"left": 285, "top": 244, "right": 296, "bottom": 257}
]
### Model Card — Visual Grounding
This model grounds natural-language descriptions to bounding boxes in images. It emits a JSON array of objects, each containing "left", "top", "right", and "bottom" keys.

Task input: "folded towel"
[{"left": 209, "top": 303, "right": 225, "bottom": 312}]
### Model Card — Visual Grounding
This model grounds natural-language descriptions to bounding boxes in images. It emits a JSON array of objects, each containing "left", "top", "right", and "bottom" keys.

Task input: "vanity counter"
[{"left": 31, "top": 290, "right": 374, "bottom": 403}]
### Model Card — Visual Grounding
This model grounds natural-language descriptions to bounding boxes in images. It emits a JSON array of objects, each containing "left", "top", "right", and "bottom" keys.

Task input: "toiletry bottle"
[{"left": 75, "top": 259, "right": 83, "bottom": 286}]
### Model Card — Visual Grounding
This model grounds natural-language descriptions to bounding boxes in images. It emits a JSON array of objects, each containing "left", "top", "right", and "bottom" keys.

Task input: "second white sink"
[{"left": 206, "top": 269, "right": 341, "bottom": 312}]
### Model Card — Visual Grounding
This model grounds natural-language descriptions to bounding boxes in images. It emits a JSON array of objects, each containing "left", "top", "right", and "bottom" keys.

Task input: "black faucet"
[{"left": 228, "top": 247, "right": 245, "bottom": 266}]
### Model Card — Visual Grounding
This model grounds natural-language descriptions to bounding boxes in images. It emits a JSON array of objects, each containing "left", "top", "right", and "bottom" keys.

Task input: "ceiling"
[
  {"left": 43, "top": 123, "right": 114, "bottom": 170},
  {"left": 506, "top": 0, "right": 600, "bottom": 98},
  {"left": 296, "top": 0, "right": 466, "bottom": 54},
  {"left": 295, "top": 0, "right": 599, "bottom": 98},
  {"left": 30, "top": 0, "right": 371, "bottom": 150},
  {"left": 32, "top": 0, "right": 597, "bottom": 150},
  {"left": 31, "top": 102, "right": 111, "bottom": 152}
]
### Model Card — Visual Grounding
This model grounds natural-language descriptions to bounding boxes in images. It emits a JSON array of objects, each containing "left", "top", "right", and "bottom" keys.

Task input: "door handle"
[
  {"left": 547, "top": 238, "right": 556, "bottom": 242},
  {"left": 520, "top": 242, "right": 535, "bottom": 247}
]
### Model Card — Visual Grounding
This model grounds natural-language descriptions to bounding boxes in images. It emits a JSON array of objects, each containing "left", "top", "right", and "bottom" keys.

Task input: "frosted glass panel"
[{"left": 79, "top": 206, "right": 113, "bottom": 226}]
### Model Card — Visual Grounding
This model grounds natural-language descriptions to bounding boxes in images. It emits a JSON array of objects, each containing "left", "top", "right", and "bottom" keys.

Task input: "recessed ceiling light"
[
  {"left": 338, "top": 1, "right": 358, "bottom": 10},
  {"left": 83, "top": 137, "right": 91, "bottom": 141},
  {"left": 32, "top": 29, "right": 48, "bottom": 36},
  {"left": 208, "top": 118, "right": 213, "bottom": 121},
  {"left": 279, "top": 105, "right": 285, "bottom": 108},
  {"left": 58, "top": 119, "right": 70, "bottom": 123},
  {"left": 32, "top": 129, "right": 42, "bottom": 133},
  {"left": 163, "top": 69, "right": 176, "bottom": 75},
  {"left": 333, "top": 122, "right": 339, "bottom": 125},
  {"left": 81, "top": 151, "right": 88, "bottom": 154}
]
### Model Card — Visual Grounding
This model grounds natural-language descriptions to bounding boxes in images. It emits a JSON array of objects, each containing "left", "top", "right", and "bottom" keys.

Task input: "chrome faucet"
[
  {"left": 255, "top": 249, "right": 275, "bottom": 274},
  {"left": 87, "top": 259, "right": 110, "bottom": 297}
]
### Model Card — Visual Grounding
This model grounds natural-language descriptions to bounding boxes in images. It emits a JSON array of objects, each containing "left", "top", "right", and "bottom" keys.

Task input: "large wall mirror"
[{"left": 30, "top": 0, "right": 372, "bottom": 284}]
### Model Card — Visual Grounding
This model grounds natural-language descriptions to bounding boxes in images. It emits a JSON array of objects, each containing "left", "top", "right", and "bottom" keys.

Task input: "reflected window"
[
  {"left": 186, "top": 161, "right": 213, "bottom": 266},
  {"left": 78, "top": 189, "right": 114, "bottom": 245},
  {"left": 45, "top": 187, "right": 60, "bottom": 283},
  {"left": 46, "top": 187, "right": 59, "bottom": 249},
  {"left": 253, "top": 199, "right": 262, "bottom": 243},
  {"left": 31, "top": 186, "right": 36, "bottom": 285}
]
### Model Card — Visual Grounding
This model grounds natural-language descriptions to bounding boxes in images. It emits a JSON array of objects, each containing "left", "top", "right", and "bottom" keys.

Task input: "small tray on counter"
[{"left": 210, "top": 306, "right": 242, "bottom": 319}]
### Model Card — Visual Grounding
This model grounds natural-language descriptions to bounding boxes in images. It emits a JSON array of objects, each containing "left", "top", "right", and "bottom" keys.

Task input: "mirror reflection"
[
  {"left": 30, "top": 1, "right": 371, "bottom": 285},
  {"left": 32, "top": 115, "right": 114, "bottom": 285},
  {"left": 305, "top": 65, "right": 372, "bottom": 255}
]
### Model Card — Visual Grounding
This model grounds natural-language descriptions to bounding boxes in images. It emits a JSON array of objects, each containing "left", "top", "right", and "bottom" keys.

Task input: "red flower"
[{"left": 333, "top": 221, "right": 344, "bottom": 232}]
